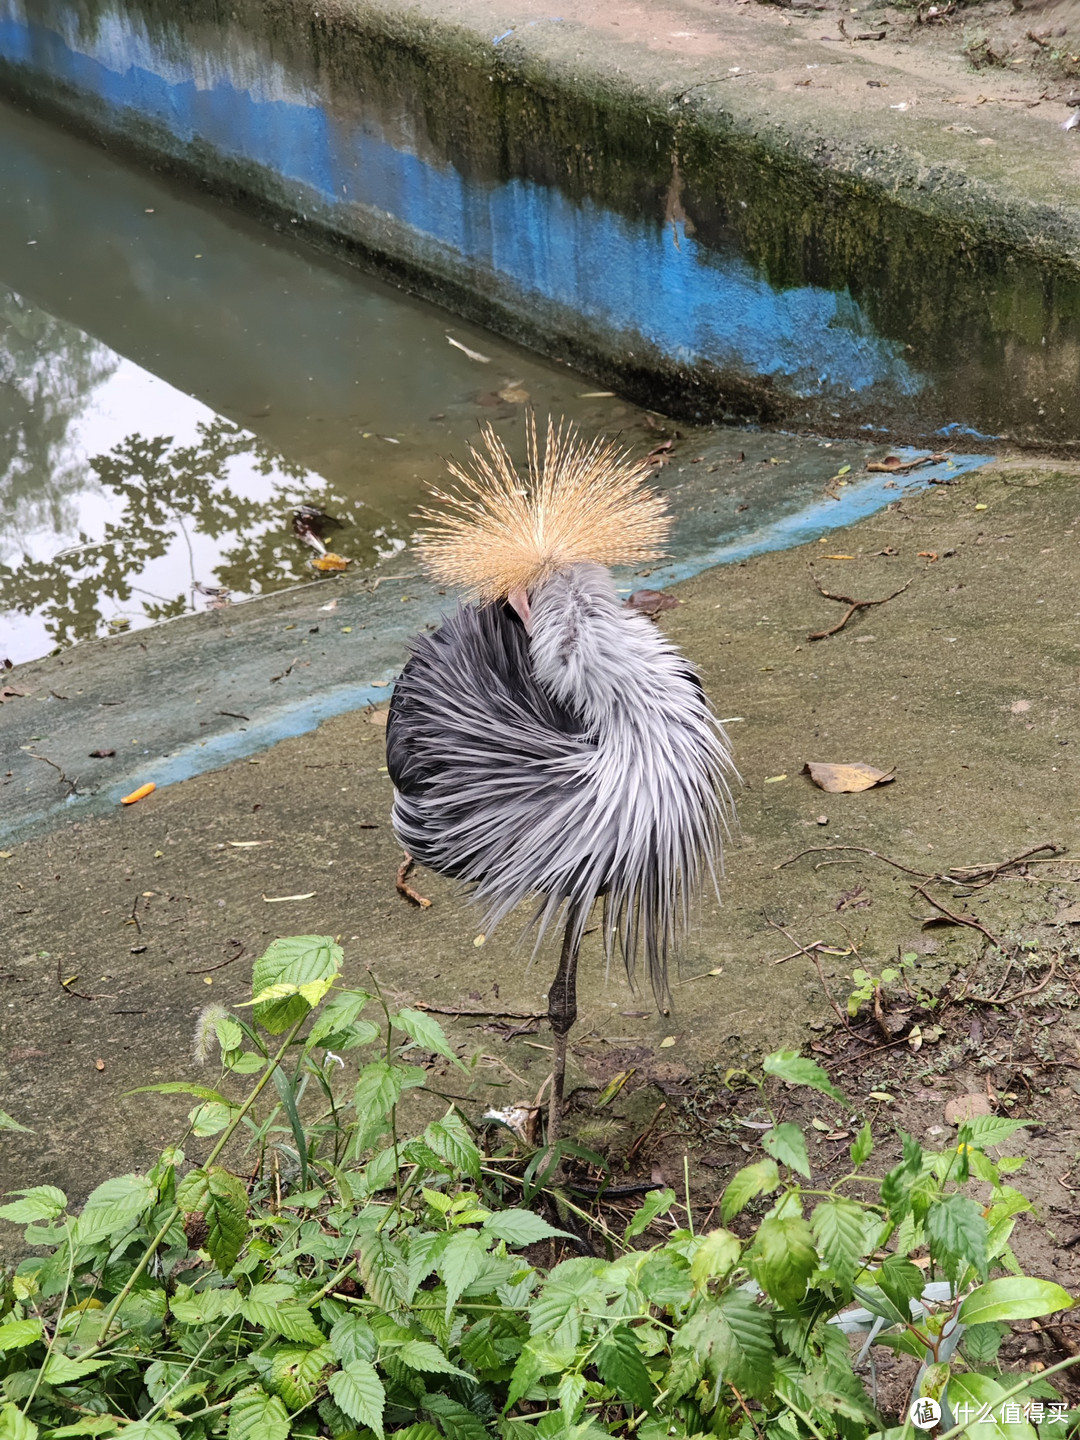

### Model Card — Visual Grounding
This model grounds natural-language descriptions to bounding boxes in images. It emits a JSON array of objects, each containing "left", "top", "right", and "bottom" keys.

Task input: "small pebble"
[{"left": 816, "top": 815, "right": 829, "bottom": 825}]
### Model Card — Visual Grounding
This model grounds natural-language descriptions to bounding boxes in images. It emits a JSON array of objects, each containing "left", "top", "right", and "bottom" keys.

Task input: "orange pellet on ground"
[{"left": 120, "top": 782, "right": 156, "bottom": 805}]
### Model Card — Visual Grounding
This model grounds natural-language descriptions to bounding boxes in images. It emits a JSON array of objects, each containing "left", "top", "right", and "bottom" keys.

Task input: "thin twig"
[
  {"left": 969, "top": 961, "right": 1059, "bottom": 1008},
  {"left": 775, "top": 844, "right": 931, "bottom": 880},
  {"left": 185, "top": 941, "right": 246, "bottom": 975},
  {"left": 414, "top": 1003, "right": 545, "bottom": 1020},
  {"left": 28, "top": 750, "right": 79, "bottom": 796},
  {"left": 808, "top": 575, "right": 912, "bottom": 641},
  {"left": 911, "top": 881, "right": 1005, "bottom": 951},
  {"left": 764, "top": 913, "right": 851, "bottom": 1029},
  {"left": 396, "top": 852, "right": 432, "bottom": 909}
]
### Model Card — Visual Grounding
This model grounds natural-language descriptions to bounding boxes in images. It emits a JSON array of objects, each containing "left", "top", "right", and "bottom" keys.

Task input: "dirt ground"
[{"left": 3, "top": 452, "right": 1080, "bottom": 1336}]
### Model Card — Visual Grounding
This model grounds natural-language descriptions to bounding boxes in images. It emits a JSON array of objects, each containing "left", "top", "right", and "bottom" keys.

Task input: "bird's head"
[{"left": 412, "top": 413, "right": 672, "bottom": 624}]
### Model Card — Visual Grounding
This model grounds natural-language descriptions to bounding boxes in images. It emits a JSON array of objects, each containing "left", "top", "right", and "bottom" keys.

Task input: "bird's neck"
[{"left": 527, "top": 563, "right": 664, "bottom": 731}]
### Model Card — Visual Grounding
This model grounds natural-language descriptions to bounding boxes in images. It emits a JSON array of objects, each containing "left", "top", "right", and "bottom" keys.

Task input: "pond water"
[{"left": 0, "top": 98, "right": 656, "bottom": 664}]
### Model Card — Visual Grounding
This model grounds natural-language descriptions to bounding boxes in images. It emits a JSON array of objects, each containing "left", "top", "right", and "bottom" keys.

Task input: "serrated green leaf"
[
  {"left": 330, "top": 1312, "right": 377, "bottom": 1365},
  {"left": 423, "top": 1111, "right": 481, "bottom": 1181},
  {"left": 749, "top": 1214, "right": 817, "bottom": 1310},
  {"left": 594, "top": 1325, "right": 653, "bottom": 1410},
  {"left": 959, "top": 1277, "right": 1074, "bottom": 1326},
  {"left": 392, "top": 1007, "right": 467, "bottom": 1070},
  {"left": 811, "top": 1200, "right": 866, "bottom": 1285},
  {"left": 763, "top": 1049, "right": 846, "bottom": 1104},
  {"left": 0, "top": 1401, "right": 37, "bottom": 1440},
  {"left": 72, "top": 1172, "right": 156, "bottom": 1246},
  {"left": 127, "top": 1081, "right": 232, "bottom": 1103},
  {"left": 850, "top": 1121, "right": 874, "bottom": 1167},
  {"left": 353, "top": 1060, "right": 408, "bottom": 1131},
  {"left": 243, "top": 1286, "right": 324, "bottom": 1343},
  {"left": 674, "top": 1288, "right": 774, "bottom": 1398},
  {"left": 926, "top": 1192, "right": 988, "bottom": 1282},
  {"left": 690, "top": 1229, "right": 741, "bottom": 1289},
  {"left": 624, "top": 1187, "right": 676, "bottom": 1241},
  {"left": 183, "top": 1166, "right": 249, "bottom": 1275},
  {"left": 0, "top": 1318, "right": 43, "bottom": 1351},
  {"left": 958, "top": 1115, "right": 1028, "bottom": 1150},
  {"left": 422, "top": 1392, "right": 491, "bottom": 1440},
  {"left": 267, "top": 1341, "right": 334, "bottom": 1408},
  {"left": 41, "top": 1352, "right": 110, "bottom": 1384},
  {"left": 557, "top": 1370, "right": 586, "bottom": 1418},
  {"left": 962, "top": 1322, "right": 1007, "bottom": 1363},
  {"left": 396, "top": 1338, "right": 470, "bottom": 1376},
  {"left": 483, "top": 1208, "right": 570, "bottom": 1246},
  {"left": 251, "top": 934, "right": 342, "bottom": 1034},
  {"left": 327, "top": 1358, "right": 384, "bottom": 1437},
  {"left": 720, "top": 1160, "right": 781, "bottom": 1223},
  {"left": 438, "top": 1228, "right": 486, "bottom": 1318},
  {"left": 119, "top": 1423, "right": 182, "bottom": 1440},
  {"left": 505, "top": 1341, "right": 557, "bottom": 1411},
  {"left": 170, "top": 1285, "right": 242, "bottom": 1324},
  {"left": 0, "top": 1185, "right": 67, "bottom": 1224},
  {"left": 761, "top": 1122, "right": 811, "bottom": 1178},
  {"left": 307, "top": 988, "right": 373, "bottom": 1045},
  {"left": 876, "top": 1253, "right": 925, "bottom": 1318},
  {"left": 228, "top": 1385, "right": 290, "bottom": 1440},
  {"left": 189, "top": 1100, "right": 233, "bottom": 1137}
]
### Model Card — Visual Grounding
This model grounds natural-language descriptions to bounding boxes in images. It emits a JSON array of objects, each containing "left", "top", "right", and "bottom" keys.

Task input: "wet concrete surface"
[
  {"left": 0, "top": 432, "right": 988, "bottom": 847},
  {"left": 3, "top": 454, "right": 1079, "bottom": 1221}
]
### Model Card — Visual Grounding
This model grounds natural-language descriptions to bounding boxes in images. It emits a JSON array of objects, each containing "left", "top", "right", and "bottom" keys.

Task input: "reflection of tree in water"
[
  {"left": 0, "top": 289, "right": 118, "bottom": 544},
  {"left": 0, "top": 418, "right": 401, "bottom": 651}
]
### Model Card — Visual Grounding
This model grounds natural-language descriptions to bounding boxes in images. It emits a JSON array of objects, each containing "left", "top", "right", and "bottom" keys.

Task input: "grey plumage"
[{"left": 386, "top": 561, "right": 735, "bottom": 1005}]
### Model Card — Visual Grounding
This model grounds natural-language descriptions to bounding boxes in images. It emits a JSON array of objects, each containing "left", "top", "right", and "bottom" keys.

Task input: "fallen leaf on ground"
[
  {"left": 945, "top": 1093, "right": 993, "bottom": 1124},
  {"left": 120, "top": 783, "right": 156, "bottom": 806},
  {"left": 0, "top": 686, "right": 28, "bottom": 702},
  {"left": 659, "top": 1036, "right": 677, "bottom": 1048},
  {"left": 227, "top": 840, "right": 272, "bottom": 848},
  {"left": 262, "top": 892, "right": 316, "bottom": 902},
  {"left": 311, "top": 552, "right": 350, "bottom": 571},
  {"left": 368, "top": 709, "right": 389, "bottom": 728},
  {"left": 625, "top": 588, "right": 680, "bottom": 618},
  {"left": 497, "top": 384, "right": 529, "bottom": 404},
  {"left": 804, "top": 761, "right": 895, "bottom": 793},
  {"left": 89, "top": 749, "right": 116, "bottom": 758}
]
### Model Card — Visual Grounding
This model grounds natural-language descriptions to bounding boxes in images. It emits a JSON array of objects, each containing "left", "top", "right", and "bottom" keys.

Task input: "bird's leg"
[{"left": 547, "top": 915, "right": 580, "bottom": 1147}]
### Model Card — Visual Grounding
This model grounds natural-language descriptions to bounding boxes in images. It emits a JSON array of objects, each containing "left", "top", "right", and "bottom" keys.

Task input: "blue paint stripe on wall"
[{"left": 0, "top": 5, "right": 924, "bottom": 402}]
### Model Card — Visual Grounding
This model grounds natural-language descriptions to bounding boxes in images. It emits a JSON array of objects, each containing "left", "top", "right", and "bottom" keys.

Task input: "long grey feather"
[{"left": 386, "top": 562, "right": 736, "bottom": 1004}]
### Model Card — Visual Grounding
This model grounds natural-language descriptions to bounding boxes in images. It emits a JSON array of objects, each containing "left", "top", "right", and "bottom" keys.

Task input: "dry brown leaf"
[
  {"left": 803, "top": 761, "right": 895, "bottom": 793},
  {"left": 497, "top": 384, "right": 529, "bottom": 404},
  {"left": 368, "top": 708, "right": 389, "bottom": 728},
  {"left": 0, "top": 686, "right": 28, "bottom": 702},
  {"left": 311, "top": 552, "right": 350, "bottom": 571},
  {"left": 944, "top": 1093, "right": 993, "bottom": 1125}
]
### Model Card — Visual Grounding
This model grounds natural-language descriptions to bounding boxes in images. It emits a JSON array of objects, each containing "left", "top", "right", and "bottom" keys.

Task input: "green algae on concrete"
[{"left": 2, "top": 0, "right": 1080, "bottom": 442}]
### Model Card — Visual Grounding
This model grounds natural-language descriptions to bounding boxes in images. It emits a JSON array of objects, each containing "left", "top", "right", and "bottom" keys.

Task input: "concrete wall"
[{"left": 1, "top": 0, "right": 1078, "bottom": 443}]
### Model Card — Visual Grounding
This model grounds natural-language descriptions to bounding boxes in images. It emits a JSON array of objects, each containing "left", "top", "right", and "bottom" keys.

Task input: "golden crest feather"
[{"left": 414, "top": 413, "right": 671, "bottom": 599}]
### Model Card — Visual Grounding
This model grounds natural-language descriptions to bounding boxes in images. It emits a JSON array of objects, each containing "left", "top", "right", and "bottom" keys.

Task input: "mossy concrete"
[
  {"left": 3, "top": 457, "right": 1079, "bottom": 1225},
  {"left": 2, "top": 0, "right": 1080, "bottom": 441}
]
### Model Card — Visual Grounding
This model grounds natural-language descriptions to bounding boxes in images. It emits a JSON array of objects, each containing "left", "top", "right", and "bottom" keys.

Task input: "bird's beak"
[{"left": 507, "top": 586, "right": 532, "bottom": 634}]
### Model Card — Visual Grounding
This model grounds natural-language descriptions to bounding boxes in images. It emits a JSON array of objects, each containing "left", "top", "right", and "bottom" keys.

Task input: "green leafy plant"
[{"left": 0, "top": 936, "right": 1077, "bottom": 1440}]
